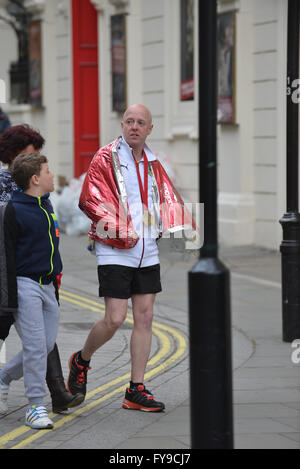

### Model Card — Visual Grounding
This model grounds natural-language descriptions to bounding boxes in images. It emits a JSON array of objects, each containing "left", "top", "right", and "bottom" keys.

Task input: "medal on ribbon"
[{"left": 143, "top": 210, "right": 154, "bottom": 226}]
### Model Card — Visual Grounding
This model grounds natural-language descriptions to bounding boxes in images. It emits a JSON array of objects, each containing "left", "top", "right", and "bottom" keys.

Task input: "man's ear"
[{"left": 147, "top": 124, "right": 153, "bottom": 136}]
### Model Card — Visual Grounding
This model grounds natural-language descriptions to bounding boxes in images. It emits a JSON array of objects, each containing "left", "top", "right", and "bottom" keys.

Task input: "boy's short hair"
[{"left": 11, "top": 153, "right": 48, "bottom": 191}]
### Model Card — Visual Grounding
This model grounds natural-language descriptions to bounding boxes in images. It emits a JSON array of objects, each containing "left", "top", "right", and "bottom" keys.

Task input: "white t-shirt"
[{"left": 95, "top": 137, "right": 160, "bottom": 268}]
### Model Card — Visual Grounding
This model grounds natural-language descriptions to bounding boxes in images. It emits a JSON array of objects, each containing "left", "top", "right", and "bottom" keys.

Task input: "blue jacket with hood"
[{"left": 10, "top": 191, "right": 62, "bottom": 284}]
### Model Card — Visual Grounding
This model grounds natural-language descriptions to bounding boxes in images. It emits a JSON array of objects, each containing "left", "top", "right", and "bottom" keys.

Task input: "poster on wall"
[
  {"left": 111, "top": 14, "right": 127, "bottom": 112},
  {"left": 217, "top": 11, "right": 235, "bottom": 124},
  {"left": 29, "top": 21, "right": 42, "bottom": 107},
  {"left": 180, "top": 0, "right": 194, "bottom": 101}
]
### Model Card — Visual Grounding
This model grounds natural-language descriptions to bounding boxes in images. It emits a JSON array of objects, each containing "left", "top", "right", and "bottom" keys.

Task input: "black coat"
[{"left": 0, "top": 203, "right": 17, "bottom": 340}]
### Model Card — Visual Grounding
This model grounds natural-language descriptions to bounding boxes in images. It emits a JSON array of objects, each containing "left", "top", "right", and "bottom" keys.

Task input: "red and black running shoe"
[
  {"left": 67, "top": 351, "right": 91, "bottom": 397},
  {"left": 122, "top": 385, "right": 165, "bottom": 412}
]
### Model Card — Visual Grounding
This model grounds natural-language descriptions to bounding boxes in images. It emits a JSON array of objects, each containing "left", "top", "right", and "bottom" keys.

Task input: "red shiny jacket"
[{"left": 79, "top": 138, "right": 196, "bottom": 250}]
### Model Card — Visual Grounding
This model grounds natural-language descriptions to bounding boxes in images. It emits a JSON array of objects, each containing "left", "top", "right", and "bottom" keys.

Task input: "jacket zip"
[
  {"left": 38, "top": 197, "right": 54, "bottom": 285},
  {"left": 138, "top": 224, "right": 145, "bottom": 268},
  {"left": 137, "top": 160, "right": 146, "bottom": 269}
]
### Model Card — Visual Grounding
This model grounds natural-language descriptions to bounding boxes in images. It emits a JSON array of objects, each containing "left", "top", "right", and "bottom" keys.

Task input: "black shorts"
[{"left": 97, "top": 264, "right": 162, "bottom": 299}]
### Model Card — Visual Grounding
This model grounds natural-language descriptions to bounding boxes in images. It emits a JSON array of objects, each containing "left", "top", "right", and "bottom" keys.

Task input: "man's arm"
[
  {"left": 79, "top": 149, "right": 138, "bottom": 242},
  {"left": 79, "top": 149, "right": 111, "bottom": 222}
]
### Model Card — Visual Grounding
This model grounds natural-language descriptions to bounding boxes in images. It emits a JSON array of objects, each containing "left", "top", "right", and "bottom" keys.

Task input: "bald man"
[{"left": 67, "top": 104, "right": 192, "bottom": 413}]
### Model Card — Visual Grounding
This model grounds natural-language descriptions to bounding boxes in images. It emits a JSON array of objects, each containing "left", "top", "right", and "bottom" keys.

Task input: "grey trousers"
[{"left": 0, "top": 277, "right": 59, "bottom": 407}]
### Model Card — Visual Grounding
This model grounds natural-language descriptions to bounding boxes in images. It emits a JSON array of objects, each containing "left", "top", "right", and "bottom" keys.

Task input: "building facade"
[{"left": 0, "top": 0, "right": 289, "bottom": 250}]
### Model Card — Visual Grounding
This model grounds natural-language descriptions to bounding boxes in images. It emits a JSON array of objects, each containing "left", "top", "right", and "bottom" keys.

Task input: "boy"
[
  {"left": 0, "top": 153, "right": 63, "bottom": 429},
  {"left": 0, "top": 124, "right": 82, "bottom": 413}
]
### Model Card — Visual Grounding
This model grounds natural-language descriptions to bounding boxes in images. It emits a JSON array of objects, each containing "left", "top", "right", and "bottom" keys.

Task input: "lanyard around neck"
[{"left": 133, "top": 150, "right": 149, "bottom": 210}]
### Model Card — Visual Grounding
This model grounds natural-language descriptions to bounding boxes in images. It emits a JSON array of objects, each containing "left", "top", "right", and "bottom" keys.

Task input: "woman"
[
  {"left": 0, "top": 124, "right": 42, "bottom": 204},
  {"left": 0, "top": 124, "right": 83, "bottom": 413}
]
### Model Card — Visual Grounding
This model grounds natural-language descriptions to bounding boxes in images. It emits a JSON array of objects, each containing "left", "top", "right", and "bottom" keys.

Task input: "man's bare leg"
[
  {"left": 81, "top": 297, "right": 128, "bottom": 361},
  {"left": 130, "top": 294, "right": 155, "bottom": 383},
  {"left": 122, "top": 293, "right": 165, "bottom": 411}
]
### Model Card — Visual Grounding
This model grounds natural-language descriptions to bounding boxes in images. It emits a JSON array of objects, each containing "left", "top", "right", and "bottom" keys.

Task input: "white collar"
[{"left": 120, "top": 136, "right": 157, "bottom": 162}]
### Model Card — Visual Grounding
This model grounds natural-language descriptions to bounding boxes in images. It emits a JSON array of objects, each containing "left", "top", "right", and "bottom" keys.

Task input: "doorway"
[{"left": 72, "top": 0, "right": 100, "bottom": 177}]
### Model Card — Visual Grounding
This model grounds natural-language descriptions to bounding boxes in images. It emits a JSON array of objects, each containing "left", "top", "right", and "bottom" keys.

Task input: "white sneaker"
[
  {"left": 0, "top": 379, "right": 9, "bottom": 415},
  {"left": 25, "top": 406, "right": 54, "bottom": 430}
]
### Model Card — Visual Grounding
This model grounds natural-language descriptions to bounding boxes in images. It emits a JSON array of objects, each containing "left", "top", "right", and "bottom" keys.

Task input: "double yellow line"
[{"left": 0, "top": 289, "right": 187, "bottom": 450}]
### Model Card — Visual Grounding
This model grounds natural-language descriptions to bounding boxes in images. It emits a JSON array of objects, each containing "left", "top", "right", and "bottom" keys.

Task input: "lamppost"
[
  {"left": 280, "top": 0, "right": 300, "bottom": 343},
  {"left": 188, "top": 0, "right": 234, "bottom": 449}
]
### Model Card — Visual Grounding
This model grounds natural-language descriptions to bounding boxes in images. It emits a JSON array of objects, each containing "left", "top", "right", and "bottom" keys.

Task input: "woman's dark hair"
[
  {"left": 0, "top": 124, "right": 45, "bottom": 164},
  {"left": 11, "top": 153, "right": 48, "bottom": 191}
]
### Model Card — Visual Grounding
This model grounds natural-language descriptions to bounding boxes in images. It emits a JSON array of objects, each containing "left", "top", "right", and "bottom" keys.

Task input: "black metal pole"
[
  {"left": 280, "top": 0, "right": 300, "bottom": 342},
  {"left": 188, "top": 0, "right": 234, "bottom": 449}
]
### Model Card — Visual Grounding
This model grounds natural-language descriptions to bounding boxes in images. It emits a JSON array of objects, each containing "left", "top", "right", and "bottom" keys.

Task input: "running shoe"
[
  {"left": 122, "top": 385, "right": 165, "bottom": 412},
  {"left": 67, "top": 351, "right": 91, "bottom": 397},
  {"left": 0, "top": 379, "right": 9, "bottom": 415},
  {"left": 25, "top": 406, "right": 53, "bottom": 430}
]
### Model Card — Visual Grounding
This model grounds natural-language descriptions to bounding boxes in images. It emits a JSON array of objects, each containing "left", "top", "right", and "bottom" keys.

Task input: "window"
[
  {"left": 111, "top": 14, "right": 127, "bottom": 112},
  {"left": 29, "top": 20, "right": 42, "bottom": 107},
  {"left": 4, "top": 0, "right": 30, "bottom": 104},
  {"left": 217, "top": 11, "right": 235, "bottom": 123},
  {"left": 180, "top": 0, "right": 194, "bottom": 101}
]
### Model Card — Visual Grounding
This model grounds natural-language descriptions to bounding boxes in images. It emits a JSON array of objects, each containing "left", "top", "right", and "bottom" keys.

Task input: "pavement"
[{"left": 0, "top": 234, "right": 300, "bottom": 450}]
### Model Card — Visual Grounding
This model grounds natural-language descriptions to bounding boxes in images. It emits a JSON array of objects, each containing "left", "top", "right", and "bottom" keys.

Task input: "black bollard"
[
  {"left": 280, "top": 0, "right": 300, "bottom": 343},
  {"left": 189, "top": 258, "right": 233, "bottom": 449},
  {"left": 188, "top": 0, "right": 234, "bottom": 449}
]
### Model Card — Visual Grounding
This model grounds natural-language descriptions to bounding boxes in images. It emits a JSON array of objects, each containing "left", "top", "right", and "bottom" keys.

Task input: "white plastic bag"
[{"left": 55, "top": 174, "right": 90, "bottom": 236}]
